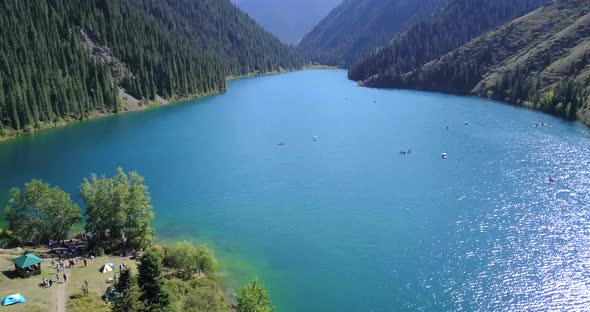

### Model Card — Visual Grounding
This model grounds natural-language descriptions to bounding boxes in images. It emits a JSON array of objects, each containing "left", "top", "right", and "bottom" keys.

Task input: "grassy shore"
[{"left": 0, "top": 247, "right": 135, "bottom": 312}]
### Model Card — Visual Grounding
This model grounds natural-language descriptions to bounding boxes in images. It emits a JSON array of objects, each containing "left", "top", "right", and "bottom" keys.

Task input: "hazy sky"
[{"left": 232, "top": 0, "right": 343, "bottom": 43}]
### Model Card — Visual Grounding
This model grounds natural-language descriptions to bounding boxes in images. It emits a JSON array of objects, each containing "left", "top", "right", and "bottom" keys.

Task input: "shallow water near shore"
[{"left": 2, "top": 70, "right": 590, "bottom": 311}]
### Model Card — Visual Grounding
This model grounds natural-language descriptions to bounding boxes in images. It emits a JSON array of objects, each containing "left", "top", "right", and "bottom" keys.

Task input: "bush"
[
  {"left": 163, "top": 241, "right": 218, "bottom": 280},
  {"left": 165, "top": 277, "right": 227, "bottom": 312},
  {"left": 97, "top": 247, "right": 105, "bottom": 256}
]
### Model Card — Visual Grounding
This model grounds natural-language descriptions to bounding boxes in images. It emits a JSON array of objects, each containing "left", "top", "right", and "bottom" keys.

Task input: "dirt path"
[{"left": 56, "top": 280, "right": 66, "bottom": 312}]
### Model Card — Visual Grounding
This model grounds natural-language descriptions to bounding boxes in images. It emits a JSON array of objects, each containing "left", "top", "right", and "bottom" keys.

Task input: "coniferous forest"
[
  {"left": 348, "top": 0, "right": 547, "bottom": 83},
  {"left": 349, "top": 0, "right": 590, "bottom": 124},
  {"left": 0, "top": 0, "right": 302, "bottom": 137}
]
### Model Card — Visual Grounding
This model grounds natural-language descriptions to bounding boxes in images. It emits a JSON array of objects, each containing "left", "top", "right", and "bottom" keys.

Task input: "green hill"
[
  {"left": 0, "top": 0, "right": 302, "bottom": 138},
  {"left": 353, "top": 0, "right": 590, "bottom": 124},
  {"left": 296, "top": 0, "right": 443, "bottom": 67},
  {"left": 349, "top": 0, "right": 546, "bottom": 82}
]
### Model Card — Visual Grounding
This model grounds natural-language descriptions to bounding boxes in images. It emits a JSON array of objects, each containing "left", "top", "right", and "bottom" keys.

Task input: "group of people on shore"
[
  {"left": 40, "top": 272, "right": 66, "bottom": 288},
  {"left": 41, "top": 238, "right": 89, "bottom": 289},
  {"left": 41, "top": 277, "right": 53, "bottom": 287}
]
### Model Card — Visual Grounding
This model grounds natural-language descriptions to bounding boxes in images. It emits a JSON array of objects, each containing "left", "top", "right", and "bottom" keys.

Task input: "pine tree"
[
  {"left": 137, "top": 250, "right": 170, "bottom": 312},
  {"left": 0, "top": 0, "right": 302, "bottom": 137},
  {"left": 113, "top": 268, "right": 143, "bottom": 312}
]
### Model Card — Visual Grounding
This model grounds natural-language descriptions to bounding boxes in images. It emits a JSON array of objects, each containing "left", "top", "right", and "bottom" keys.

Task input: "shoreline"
[
  {"left": 0, "top": 91, "right": 223, "bottom": 144},
  {"left": 354, "top": 77, "right": 590, "bottom": 127},
  {"left": 0, "top": 67, "right": 336, "bottom": 144}
]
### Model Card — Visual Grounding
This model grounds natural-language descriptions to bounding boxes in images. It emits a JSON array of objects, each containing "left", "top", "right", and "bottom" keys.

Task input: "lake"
[{"left": 2, "top": 70, "right": 590, "bottom": 311}]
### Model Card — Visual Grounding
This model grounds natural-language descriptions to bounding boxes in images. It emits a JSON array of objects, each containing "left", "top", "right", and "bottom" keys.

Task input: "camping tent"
[
  {"left": 98, "top": 263, "right": 115, "bottom": 273},
  {"left": 2, "top": 294, "right": 26, "bottom": 306}
]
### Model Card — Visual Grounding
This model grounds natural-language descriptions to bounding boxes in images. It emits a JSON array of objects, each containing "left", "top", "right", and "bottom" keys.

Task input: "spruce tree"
[
  {"left": 113, "top": 268, "right": 143, "bottom": 312},
  {"left": 137, "top": 249, "right": 170, "bottom": 312}
]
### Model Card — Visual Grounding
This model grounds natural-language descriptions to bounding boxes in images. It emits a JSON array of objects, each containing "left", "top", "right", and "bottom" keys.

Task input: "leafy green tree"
[
  {"left": 164, "top": 241, "right": 219, "bottom": 280},
  {"left": 113, "top": 268, "right": 143, "bottom": 312},
  {"left": 138, "top": 249, "right": 170, "bottom": 312},
  {"left": 235, "top": 280, "right": 274, "bottom": 312},
  {"left": 0, "top": 228, "right": 18, "bottom": 248},
  {"left": 80, "top": 168, "right": 154, "bottom": 251},
  {"left": 4, "top": 179, "right": 81, "bottom": 244}
]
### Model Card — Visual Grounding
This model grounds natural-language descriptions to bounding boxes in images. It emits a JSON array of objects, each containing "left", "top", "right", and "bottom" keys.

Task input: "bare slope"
[{"left": 360, "top": 0, "right": 590, "bottom": 123}]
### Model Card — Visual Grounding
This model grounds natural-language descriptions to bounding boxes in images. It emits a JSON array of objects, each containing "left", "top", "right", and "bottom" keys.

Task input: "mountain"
[
  {"left": 352, "top": 0, "right": 590, "bottom": 124},
  {"left": 349, "top": 0, "right": 547, "bottom": 83},
  {"left": 0, "top": 0, "right": 302, "bottom": 138},
  {"left": 296, "top": 0, "right": 444, "bottom": 67},
  {"left": 232, "top": 0, "right": 342, "bottom": 44}
]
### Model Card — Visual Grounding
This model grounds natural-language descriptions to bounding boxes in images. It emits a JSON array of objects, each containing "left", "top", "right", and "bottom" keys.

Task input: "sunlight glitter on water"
[{"left": 444, "top": 131, "right": 590, "bottom": 311}]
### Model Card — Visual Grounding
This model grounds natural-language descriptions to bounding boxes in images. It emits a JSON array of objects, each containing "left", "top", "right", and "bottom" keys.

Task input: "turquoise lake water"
[{"left": 2, "top": 70, "right": 590, "bottom": 311}]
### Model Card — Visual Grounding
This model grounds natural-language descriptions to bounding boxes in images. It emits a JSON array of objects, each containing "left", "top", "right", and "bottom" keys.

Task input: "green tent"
[{"left": 13, "top": 253, "right": 42, "bottom": 269}]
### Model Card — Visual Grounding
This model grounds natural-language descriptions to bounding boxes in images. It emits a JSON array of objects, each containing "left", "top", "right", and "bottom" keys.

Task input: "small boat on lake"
[{"left": 442, "top": 153, "right": 448, "bottom": 159}]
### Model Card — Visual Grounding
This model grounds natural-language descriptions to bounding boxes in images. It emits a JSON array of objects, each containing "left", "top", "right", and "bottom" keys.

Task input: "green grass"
[
  {"left": 0, "top": 248, "right": 137, "bottom": 312},
  {"left": 67, "top": 294, "right": 110, "bottom": 312}
]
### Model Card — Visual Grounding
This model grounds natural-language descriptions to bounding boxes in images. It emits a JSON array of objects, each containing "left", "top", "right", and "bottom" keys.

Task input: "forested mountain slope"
[
  {"left": 349, "top": 0, "right": 546, "bottom": 82},
  {"left": 232, "top": 0, "right": 342, "bottom": 44},
  {"left": 296, "top": 0, "right": 444, "bottom": 67},
  {"left": 356, "top": 0, "right": 590, "bottom": 123},
  {"left": 0, "top": 0, "right": 302, "bottom": 138}
]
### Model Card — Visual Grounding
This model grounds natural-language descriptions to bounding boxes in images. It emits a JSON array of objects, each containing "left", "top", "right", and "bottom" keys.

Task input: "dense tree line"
[
  {"left": 348, "top": 0, "right": 547, "bottom": 83},
  {"left": 0, "top": 0, "right": 302, "bottom": 137},
  {"left": 297, "top": 0, "right": 443, "bottom": 67}
]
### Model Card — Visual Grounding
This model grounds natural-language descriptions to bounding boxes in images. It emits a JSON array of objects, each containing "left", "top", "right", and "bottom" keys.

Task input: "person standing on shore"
[{"left": 63, "top": 273, "right": 67, "bottom": 283}]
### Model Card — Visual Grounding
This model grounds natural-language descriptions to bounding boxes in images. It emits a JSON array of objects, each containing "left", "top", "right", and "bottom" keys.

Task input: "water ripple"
[{"left": 437, "top": 128, "right": 590, "bottom": 311}]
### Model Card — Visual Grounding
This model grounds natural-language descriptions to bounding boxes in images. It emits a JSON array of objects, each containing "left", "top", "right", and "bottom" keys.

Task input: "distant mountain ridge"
[
  {"left": 351, "top": 0, "right": 590, "bottom": 124},
  {"left": 232, "top": 0, "right": 342, "bottom": 44},
  {"left": 349, "top": 0, "right": 547, "bottom": 83},
  {"left": 296, "top": 0, "right": 444, "bottom": 67}
]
